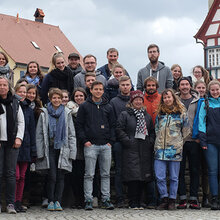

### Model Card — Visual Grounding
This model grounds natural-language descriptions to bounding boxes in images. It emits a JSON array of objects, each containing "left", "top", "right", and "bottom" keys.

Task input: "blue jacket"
[
  {"left": 199, "top": 97, "right": 220, "bottom": 147},
  {"left": 192, "top": 97, "right": 204, "bottom": 139},
  {"left": 17, "top": 99, "right": 36, "bottom": 162}
]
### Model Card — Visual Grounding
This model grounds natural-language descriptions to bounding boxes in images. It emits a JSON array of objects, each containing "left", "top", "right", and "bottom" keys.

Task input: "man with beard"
[
  {"left": 143, "top": 77, "right": 161, "bottom": 125},
  {"left": 67, "top": 53, "right": 83, "bottom": 77},
  {"left": 176, "top": 77, "right": 201, "bottom": 209},
  {"left": 74, "top": 54, "right": 106, "bottom": 89},
  {"left": 137, "top": 44, "right": 173, "bottom": 93}
]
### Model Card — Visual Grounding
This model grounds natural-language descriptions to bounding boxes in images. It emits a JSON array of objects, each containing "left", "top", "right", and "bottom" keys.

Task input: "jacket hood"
[
  {"left": 86, "top": 95, "right": 109, "bottom": 106},
  {"left": 176, "top": 89, "right": 200, "bottom": 104},
  {"left": 116, "top": 93, "right": 130, "bottom": 102},
  {"left": 146, "top": 62, "right": 165, "bottom": 72}
]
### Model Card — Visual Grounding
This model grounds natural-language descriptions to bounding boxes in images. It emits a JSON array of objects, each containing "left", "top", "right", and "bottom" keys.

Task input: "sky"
[{"left": 0, "top": 0, "right": 210, "bottom": 86}]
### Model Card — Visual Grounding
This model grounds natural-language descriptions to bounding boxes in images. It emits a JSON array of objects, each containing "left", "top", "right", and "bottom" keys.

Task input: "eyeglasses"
[{"left": 84, "top": 62, "right": 96, "bottom": 65}]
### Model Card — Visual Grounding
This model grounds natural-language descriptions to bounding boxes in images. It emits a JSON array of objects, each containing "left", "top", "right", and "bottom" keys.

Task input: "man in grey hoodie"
[
  {"left": 74, "top": 54, "right": 106, "bottom": 89},
  {"left": 136, "top": 44, "right": 173, "bottom": 93}
]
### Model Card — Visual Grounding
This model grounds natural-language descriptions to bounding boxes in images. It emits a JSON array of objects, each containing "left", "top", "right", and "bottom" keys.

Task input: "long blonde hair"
[{"left": 157, "top": 89, "right": 185, "bottom": 115}]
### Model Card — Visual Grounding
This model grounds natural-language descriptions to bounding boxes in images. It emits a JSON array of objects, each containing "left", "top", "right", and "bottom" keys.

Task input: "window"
[
  {"left": 54, "top": 46, "right": 62, "bottom": 53},
  {"left": 208, "top": 48, "right": 220, "bottom": 68},
  {"left": 31, "top": 41, "right": 40, "bottom": 49},
  {"left": 20, "top": 71, "right": 25, "bottom": 78}
]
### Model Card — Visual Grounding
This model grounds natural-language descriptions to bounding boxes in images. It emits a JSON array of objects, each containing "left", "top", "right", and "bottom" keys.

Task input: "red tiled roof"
[{"left": 0, "top": 13, "right": 82, "bottom": 69}]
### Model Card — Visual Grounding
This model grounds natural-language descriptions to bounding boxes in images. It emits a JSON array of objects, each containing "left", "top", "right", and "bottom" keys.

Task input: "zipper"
[{"left": 162, "top": 114, "right": 169, "bottom": 160}]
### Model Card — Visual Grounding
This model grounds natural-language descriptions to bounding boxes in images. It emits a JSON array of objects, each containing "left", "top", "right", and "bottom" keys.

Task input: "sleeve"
[
  {"left": 165, "top": 68, "right": 173, "bottom": 89},
  {"left": 74, "top": 74, "right": 81, "bottom": 88},
  {"left": 29, "top": 109, "right": 37, "bottom": 158},
  {"left": 115, "top": 112, "right": 130, "bottom": 145},
  {"left": 148, "top": 116, "right": 156, "bottom": 147},
  {"left": 182, "top": 112, "right": 190, "bottom": 140},
  {"left": 136, "top": 70, "right": 144, "bottom": 91},
  {"left": 155, "top": 115, "right": 159, "bottom": 135},
  {"left": 40, "top": 74, "right": 50, "bottom": 106},
  {"left": 198, "top": 101, "right": 207, "bottom": 147},
  {"left": 76, "top": 105, "right": 88, "bottom": 145},
  {"left": 35, "top": 113, "right": 45, "bottom": 159},
  {"left": 16, "top": 105, "right": 25, "bottom": 140},
  {"left": 67, "top": 112, "right": 77, "bottom": 160},
  {"left": 108, "top": 105, "right": 116, "bottom": 145}
]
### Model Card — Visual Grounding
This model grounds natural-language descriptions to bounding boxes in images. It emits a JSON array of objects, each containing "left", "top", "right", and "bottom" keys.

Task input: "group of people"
[{"left": 0, "top": 42, "right": 219, "bottom": 215}]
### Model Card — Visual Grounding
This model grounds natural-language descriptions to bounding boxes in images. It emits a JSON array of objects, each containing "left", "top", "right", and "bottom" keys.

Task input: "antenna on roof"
[{"left": 16, "top": 13, "right": 19, "bottom": 23}]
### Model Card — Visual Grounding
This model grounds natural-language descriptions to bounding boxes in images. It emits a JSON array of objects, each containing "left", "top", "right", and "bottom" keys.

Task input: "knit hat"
[
  {"left": 178, "top": 76, "right": 193, "bottom": 87},
  {"left": 130, "top": 90, "right": 144, "bottom": 103}
]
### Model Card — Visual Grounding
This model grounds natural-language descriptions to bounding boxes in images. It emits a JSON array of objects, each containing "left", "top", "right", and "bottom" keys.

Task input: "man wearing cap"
[
  {"left": 74, "top": 54, "right": 106, "bottom": 89},
  {"left": 176, "top": 76, "right": 201, "bottom": 210},
  {"left": 137, "top": 44, "right": 173, "bottom": 93},
  {"left": 68, "top": 52, "right": 83, "bottom": 77}
]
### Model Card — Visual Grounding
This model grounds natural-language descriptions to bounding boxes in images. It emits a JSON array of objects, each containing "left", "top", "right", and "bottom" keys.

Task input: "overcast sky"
[{"left": 1, "top": 0, "right": 209, "bottom": 85}]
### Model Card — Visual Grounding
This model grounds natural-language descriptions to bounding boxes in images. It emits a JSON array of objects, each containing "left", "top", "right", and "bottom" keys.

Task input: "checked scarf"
[{"left": 133, "top": 108, "right": 148, "bottom": 140}]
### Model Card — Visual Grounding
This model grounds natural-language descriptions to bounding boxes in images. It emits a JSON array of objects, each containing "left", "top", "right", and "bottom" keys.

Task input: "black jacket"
[
  {"left": 76, "top": 96, "right": 115, "bottom": 145},
  {"left": 116, "top": 107, "right": 155, "bottom": 182},
  {"left": 110, "top": 93, "right": 130, "bottom": 120},
  {"left": 17, "top": 99, "right": 36, "bottom": 162},
  {"left": 41, "top": 66, "right": 74, "bottom": 105}
]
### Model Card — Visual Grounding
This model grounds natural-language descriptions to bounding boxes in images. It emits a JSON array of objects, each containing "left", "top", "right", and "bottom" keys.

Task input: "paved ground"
[{"left": 1, "top": 207, "right": 220, "bottom": 220}]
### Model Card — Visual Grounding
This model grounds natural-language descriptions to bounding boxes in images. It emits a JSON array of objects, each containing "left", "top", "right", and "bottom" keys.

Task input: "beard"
[{"left": 146, "top": 89, "right": 156, "bottom": 95}]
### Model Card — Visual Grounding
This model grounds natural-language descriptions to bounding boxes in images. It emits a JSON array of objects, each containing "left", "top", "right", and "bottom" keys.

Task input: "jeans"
[
  {"left": 204, "top": 144, "right": 220, "bottom": 196},
  {"left": 154, "top": 160, "right": 180, "bottom": 199},
  {"left": 15, "top": 162, "right": 28, "bottom": 202},
  {"left": 0, "top": 141, "right": 19, "bottom": 205},
  {"left": 84, "top": 144, "right": 111, "bottom": 202},
  {"left": 179, "top": 141, "right": 200, "bottom": 201},
  {"left": 47, "top": 146, "right": 65, "bottom": 203},
  {"left": 112, "top": 142, "right": 123, "bottom": 201}
]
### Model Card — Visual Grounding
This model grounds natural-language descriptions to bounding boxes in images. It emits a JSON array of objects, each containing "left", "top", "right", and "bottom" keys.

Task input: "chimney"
[
  {"left": 208, "top": 0, "right": 214, "bottom": 10},
  {"left": 16, "top": 13, "right": 19, "bottom": 23},
  {"left": 34, "top": 8, "right": 45, "bottom": 23}
]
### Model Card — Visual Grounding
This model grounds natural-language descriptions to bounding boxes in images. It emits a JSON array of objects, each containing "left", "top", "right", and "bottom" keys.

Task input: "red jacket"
[{"left": 143, "top": 91, "right": 161, "bottom": 125}]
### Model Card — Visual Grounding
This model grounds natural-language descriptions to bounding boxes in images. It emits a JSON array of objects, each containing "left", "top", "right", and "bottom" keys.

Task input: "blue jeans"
[
  {"left": 84, "top": 144, "right": 111, "bottom": 202},
  {"left": 112, "top": 142, "right": 123, "bottom": 201},
  {"left": 154, "top": 160, "right": 180, "bottom": 199},
  {"left": 204, "top": 144, "right": 220, "bottom": 196},
  {"left": 179, "top": 141, "right": 200, "bottom": 201},
  {"left": 0, "top": 141, "right": 19, "bottom": 205}
]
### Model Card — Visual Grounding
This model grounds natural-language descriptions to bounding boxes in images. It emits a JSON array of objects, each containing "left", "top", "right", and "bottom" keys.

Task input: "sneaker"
[
  {"left": 93, "top": 197, "right": 98, "bottom": 208},
  {"left": 47, "top": 202, "right": 55, "bottom": 211},
  {"left": 6, "top": 204, "right": 16, "bottom": 214},
  {"left": 189, "top": 200, "right": 201, "bottom": 210},
  {"left": 102, "top": 200, "right": 114, "bottom": 210},
  {"left": 177, "top": 200, "right": 187, "bottom": 209},
  {"left": 21, "top": 205, "right": 28, "bottom": 211},
  {"left": 15, "top": 201, "right": 26, "bottom": 213},
  {"left": 54, "top": 201, "right": 63, "bottom": 211},
  {"left": 85, "top": 200, "right": 93, "bottom": 211},
  {"left": 42, "top": 198, "right": 49, "bottom": 208},
  {"left": 202, "top": 197, "right": 211, "bottom": 208}
]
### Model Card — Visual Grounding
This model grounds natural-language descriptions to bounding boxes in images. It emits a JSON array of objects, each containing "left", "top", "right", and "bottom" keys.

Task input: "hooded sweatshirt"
[
  {"left": 137, "top": 62, "right": 173, "bottom": 93},
  {"left": 74, "top": 70, "right": 107, "bottom": 89}
]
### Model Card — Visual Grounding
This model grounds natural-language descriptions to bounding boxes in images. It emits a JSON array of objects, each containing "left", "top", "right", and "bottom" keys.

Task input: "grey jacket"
[
  {"left": 137, "top": 62, "right": 173, "bottom": 93},
  {"left": 176, "top": 89, "right": 200, "bottom": 142},
  {"left": 74, "top": 70, "right": 107, "bottom": 89},
  {"left": 35, "top": 107, "right": 76, "bottom": 172}
]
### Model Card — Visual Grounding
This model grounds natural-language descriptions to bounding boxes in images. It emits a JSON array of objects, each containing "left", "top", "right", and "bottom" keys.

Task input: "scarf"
[
  {"left": 0, "top": 63, "right": 10, "bottom": 74},
  {"left": 133, "top": 108, "right": 148, "bottom": 140},
  {"left": 26, "top": 75, "right": 40, "bottom": 86},
  {"left": 47, "top": 102, "right": 66, "bottom": 149},
  {"left": 0, "top": 92, "right": 15, "bottom": 146}
]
